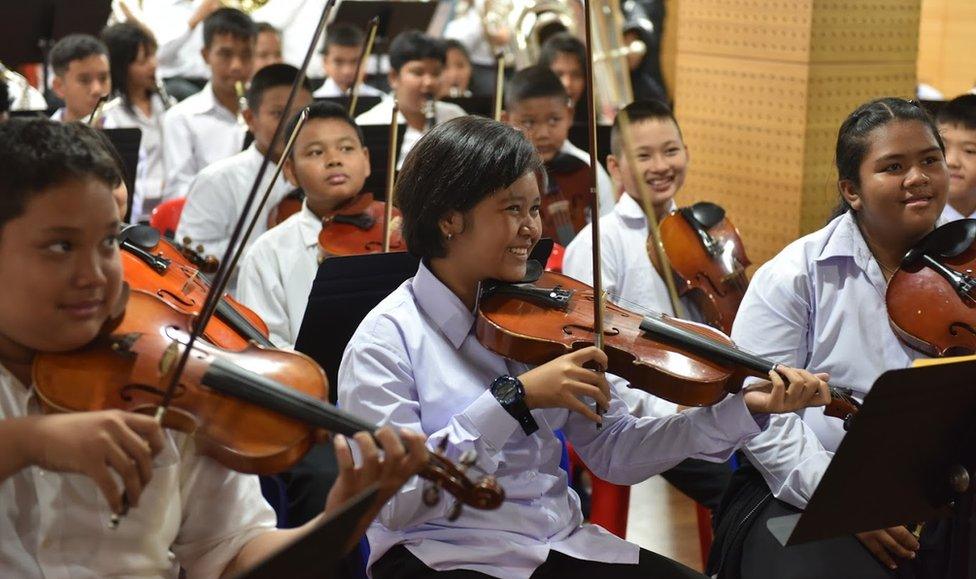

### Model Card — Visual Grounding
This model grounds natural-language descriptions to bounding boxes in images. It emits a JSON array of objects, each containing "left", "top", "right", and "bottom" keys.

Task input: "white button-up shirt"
[
  {"left": 562, "top": 193, "right": 686, "bottom": 418},
  {"left": 237, "top": 202, "right": 321, "bottom": 348},
  {"left": 733, "top": 211, "right": 928, "bottom": 509},
  {"left": 142, "top": 0, "right": 209, "bottom": 80},
  {"left": 0, "top": 365, "right": 276, "bottom": 579},
  {"left": 356, "top": 95, "right": 467, "bottom": 168},
  {"left": 162, "top": 82, "right": 245, "bottom": 200},
  {"left": 312, "top": 77, "right": 385, "bottom": 99},
  {"left": 175, "top": 143, "right": 293, "bottom": 270},
  {"left": 559, "top": 140, "right": 617, "bottom": 218},
  {"left": 337, "top": 261, "right": 763, "bottom": 578},
  {"left": 940, "top": 202, "right": 976, "bottom": 222},
  {"left": 102, "top": 94, "right": 174, "bottom": 221}
]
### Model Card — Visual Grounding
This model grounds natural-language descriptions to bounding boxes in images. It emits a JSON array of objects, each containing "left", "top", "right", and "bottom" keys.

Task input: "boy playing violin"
[
  {"left": 0, "top": 118, "right": 425, "bottom": 578},
  {"left": 237, "top": 101, "right": 372, "bottom": 349},
  {"left": 338, "top": 116, "right": 830, "bottom": 579}
]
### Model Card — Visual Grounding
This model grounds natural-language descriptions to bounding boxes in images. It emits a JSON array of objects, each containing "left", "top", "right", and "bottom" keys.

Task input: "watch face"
[{"left": 493, "top": 376, "right": 519, "bottom": 404}]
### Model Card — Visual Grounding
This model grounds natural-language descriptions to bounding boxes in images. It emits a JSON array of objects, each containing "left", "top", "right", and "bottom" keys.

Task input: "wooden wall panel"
[{"left": 917, "top": 0, "right": 976, "bottom": 98}]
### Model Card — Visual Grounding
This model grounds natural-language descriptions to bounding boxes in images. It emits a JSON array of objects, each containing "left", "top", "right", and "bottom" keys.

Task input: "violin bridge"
[
  {"left": 159, "top": 341, "right": 180, "bottom": 377},
  {"left": 181, "top": 271, "right": 199, "bottom": 296}
]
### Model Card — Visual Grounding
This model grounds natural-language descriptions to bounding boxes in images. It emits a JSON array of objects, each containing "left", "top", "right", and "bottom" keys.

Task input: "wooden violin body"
[
  {"left": 120, "top": 225, "right": 272, "bottom": 350},
  {"left": 318, "top": 192, "right": 407, "bottom": 256},
  {"left": 267, "top": 188, "right": 306, "bottom": 229},
  {"left": 887, "top": 218, "right": 976, "bottom": 357},
  {"left": 660, "top": 202, "right": 751, "bottom": 334},
  {"left": 541, "top": 154, "right": 594, "bottom": 246},
  {"left": 477, "top": 269, "right": 860, "bottom": 422},
  {"left": 34, "top": 290, "right": 504, "bottom": 512}
]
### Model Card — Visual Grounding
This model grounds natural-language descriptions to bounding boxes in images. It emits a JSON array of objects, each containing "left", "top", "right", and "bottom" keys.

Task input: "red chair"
[
  {"left": 546, "top": 242, "right": 565, "bottom": 273},
  {"left": 149, "top": 197, "right": 186, "bottom": 238}
]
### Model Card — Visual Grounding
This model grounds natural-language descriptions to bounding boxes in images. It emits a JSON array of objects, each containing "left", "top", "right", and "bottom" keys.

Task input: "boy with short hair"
[
  {"left": 162, "top": 7, "right": 256, "bottom": 200},
  {"left": 313, "top": 24, "right": 384, "bottom": 99},
  {"left": 936, "top": 94, "right": 976, "bottom": 221},
  {"left": 0, "top": 117, "right": 427, "bottom": 578},
  {"left": 48, "top": 34, "right": 112, "bottom": 123},
  {"left": 356, "top": 30, "right": 465, "bottom": 166},
  {"left": 176, "top": 63, "right": 313, "bottom": 266},
  {"left": 503, "top": 65, "right": 615, "bottom": 227},
  {"left": 237, "top": 101, "right": 371, "bottom": 348},
  {"left": 253, "top": 22, "right": 284, "bottom": 75},
  {"left": 539, "top": 32, "right": 586, "bottom": 114}
]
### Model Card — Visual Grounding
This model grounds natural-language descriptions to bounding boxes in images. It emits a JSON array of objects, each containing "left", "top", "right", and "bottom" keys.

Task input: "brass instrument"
[
  {"left": 0, "top": 61, "right": 46, "bottom": 112},
  {"left": 221, "top": 0, "right": 270, "bottom": 13},
  {"left": 235, "top": 80, "right": 248, "bottom": 125},
  {"left": 423, "top": 96, "right": 436, "bottom": 131},
  {"left": 459, "top": 0, "right": 578, "bottom": 69}
]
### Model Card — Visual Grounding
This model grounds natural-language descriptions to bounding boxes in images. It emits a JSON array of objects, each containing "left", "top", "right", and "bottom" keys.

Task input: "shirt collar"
[
  {"left": 186, "top": 82, "right": 233, "bottom": 117},
  {"left": 816, "top": 211, "right": 868, "bottom": 267},
  {"left": 615, "top": 192, "right": 675, "bottom": 223},
  {"left": 297, "top": 201, "right": 323, "bottom": 248},
  {"left": 411, "top": 261, "right": 476, "bottom": 349}
]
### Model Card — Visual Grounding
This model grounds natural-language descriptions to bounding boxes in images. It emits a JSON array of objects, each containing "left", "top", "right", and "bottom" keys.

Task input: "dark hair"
[
  {"left": 203, "top": 8, "right": 257, "bottom": 49},
  {"left": 444, "top": 39, "right": 470, "bottom": 62},
  {"left": 538, "top": 32, "right": 586, "bottom": 76},
  {"left": 321, "top": 23, "right": 364, "bottom": 55},
  {"left": 0, "top": 119, "right": 122, "bottom": 231},
  {"left": 101, "top": 23, "right": 158, "bottom": 110},
  {"left": 256, "top": 22, "right": 280, "bottom": 37},
  {"left": 246, "top": 63, "right": 312, "bottom": 111},
  {"left": 284, "top": 100, "right": 364, "bottom": 159},
  {"left": 388, "top": 30, "right": 446, "bottom": 72},
  {"left": 0, "top": 77, "right": 9, "bottom": 115},
  {"left": 610, "top": 99, "right": 682, "bottom": 157},
  {"left": 49, "top": 34, "right": 109, "bottom": 76},
  {"left": 830, "top": 97, "right": 945, "bottom": 220},
  {"left": 504, "top": 65, "right": 568, "bottom": 109},
  {"left": 397, "top": 116, "right": 544, "bottom": 259},
  {"left": 936, "top": 94, "right": 976, "bottom": 132}
]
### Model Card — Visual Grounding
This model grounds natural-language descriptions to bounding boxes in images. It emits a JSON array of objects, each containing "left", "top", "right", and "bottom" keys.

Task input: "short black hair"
[
  {"left": 285, "top": 100, "right": 365, "bottom": 159},
  {"left": 256, "top": 22, "right": 280, "bottom": 37},
  {"left": 101, "top": 23, "right": 158, "bottom": 108},
  {"left": 504, "top": 65, "right": 568, "bottom": 109},
  {"left": 388, "top": 30, "right": 445, "bottom": 72},
  {"left": 539, "top": 32, "right": 586, "bottom": 75},
  {"left": 397, "top": 116, "right": 544, "bottom": 259},
  {"left": 321, "top": 23, "right": 364, "bottom": 55},
  {"left": 246, "top": 63, "right": 312, "bottom": 111},
  {"left": 0, "top": 119, "right": 122, "bottom": 231},
  {"left": 444, "top": 39, "right": 470, "bottom": 62},
  {"left": 936, "top": 94, "right": 976, "bottom": 132},
  {"left": 610, "top": 100, "right": 682, "bottom": 157},
  {"left": 49, "top": 34, "right": 109, "bottom": 76},
  {"left": 203, "top": 8, "right": 257, "bottom": 49}
]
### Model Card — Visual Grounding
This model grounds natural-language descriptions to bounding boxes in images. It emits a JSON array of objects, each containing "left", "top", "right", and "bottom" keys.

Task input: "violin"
[
  {"left": 477, "top": 268, "right": 860, "bottom": 426},
  {"left": 318, "top": 192, "right": 406, "bottom": 257},
  {"left": 267, "top": 188, "right": 306, "bottom": 229},
  {"left": 886, "top": 218, "right": 976, "bottom": 357},
  {"left": 119, "top": 225, "right": 272, "bottom": 350},
  {"left": 33, "top": 288, "right": 505, "bottom": 517},
  {"left": 541, "top": 153, "right": 594, "bottom": 246},
  {"left": 659, "top": 202, "right": 751, "bottom": 334}
]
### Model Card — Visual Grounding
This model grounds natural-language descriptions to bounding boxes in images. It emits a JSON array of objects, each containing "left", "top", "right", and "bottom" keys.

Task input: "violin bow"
[
  {"left": 493, "top": 51, "right": 505, "bottom": 121},
  {"left": 349, "top": 16, "right": 381, "bottom": 116},
  {"left": 382, "top": 100, "right": 400, "bottom": 253}
]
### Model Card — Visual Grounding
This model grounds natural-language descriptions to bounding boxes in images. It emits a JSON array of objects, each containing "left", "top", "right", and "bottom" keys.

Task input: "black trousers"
[
  {"left": 372, "top": 544, "right": 706, "bottom": 579},
  {"left": 661, "top": 457, "right": 733, "bottom": 512}
]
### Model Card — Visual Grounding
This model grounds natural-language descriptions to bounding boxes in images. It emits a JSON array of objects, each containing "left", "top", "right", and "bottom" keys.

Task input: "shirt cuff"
[
  {"left": 704, "top": 394, "right": 762, "bottom": 441},
  {"left": 458, "top": 389, "right": 520, "bottom": 453}
]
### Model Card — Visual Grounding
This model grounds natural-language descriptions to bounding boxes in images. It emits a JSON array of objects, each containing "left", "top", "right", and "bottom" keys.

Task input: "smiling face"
[
  {"left": 608, "top": 117, "right": 689, "bottom": 211},
  {"left": 0, "top": 176, "right": 122, "bottom": 363},
  {"left": 841, "top": 119, "right": 948, "bottom": 246},
  {"left": 285, "top": 117, "right": 371, "bottom": 216},
  {"left": 437, "top": 172, "right": 542, "bottom": 286}
]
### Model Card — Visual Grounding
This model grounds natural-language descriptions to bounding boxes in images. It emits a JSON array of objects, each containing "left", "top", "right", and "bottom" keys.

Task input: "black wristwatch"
[{"left": 490, "top": 375, "right": 538, "bottom": 435}]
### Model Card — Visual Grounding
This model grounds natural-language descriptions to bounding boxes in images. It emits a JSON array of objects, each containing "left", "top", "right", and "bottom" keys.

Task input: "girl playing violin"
[
  {"left": 0, "top": 118, "right": 424, "bottom": 578},
  {"left": 237, "top": 101, "right": 372, "bottom": 349},
  {"left": 707, "top": 98, "right": 949, "bottom": 579},
  {"left": 338, "top": 115, "right": 830, "bottom": 579}
]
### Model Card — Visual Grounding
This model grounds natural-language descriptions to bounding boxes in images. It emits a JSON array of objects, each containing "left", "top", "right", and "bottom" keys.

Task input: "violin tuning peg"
[
  {"left": 447, "top": 500, "right": 463, "bottom": 522},
  {"left": 422, "top": 483, "right": 440, "bottom": 506}
]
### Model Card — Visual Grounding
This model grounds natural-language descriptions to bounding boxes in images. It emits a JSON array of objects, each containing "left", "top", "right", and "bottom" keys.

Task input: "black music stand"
[
  {"left": 567, "top": 123, "right": 612, "bottom": 170},
  {"left": 442, "top": 96, "right": 493, "bottom": 118},
  {"left": 101, "top": 128, "right": 142, "bottom": 223},
  {"left": 315, "top": 95, "right": 383, "bottom": 119},
  {"left": 233, "top": 484, "right": 379, "bottom": 579},
  {"left": 360, "top": 123, "right": 407, "bottom": 202},
  {"left": 331, "top": 1, "right": 439, "bottom": 55},
  {"left": 766, "top": 360, "right": 976, "bottom": 577}
]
